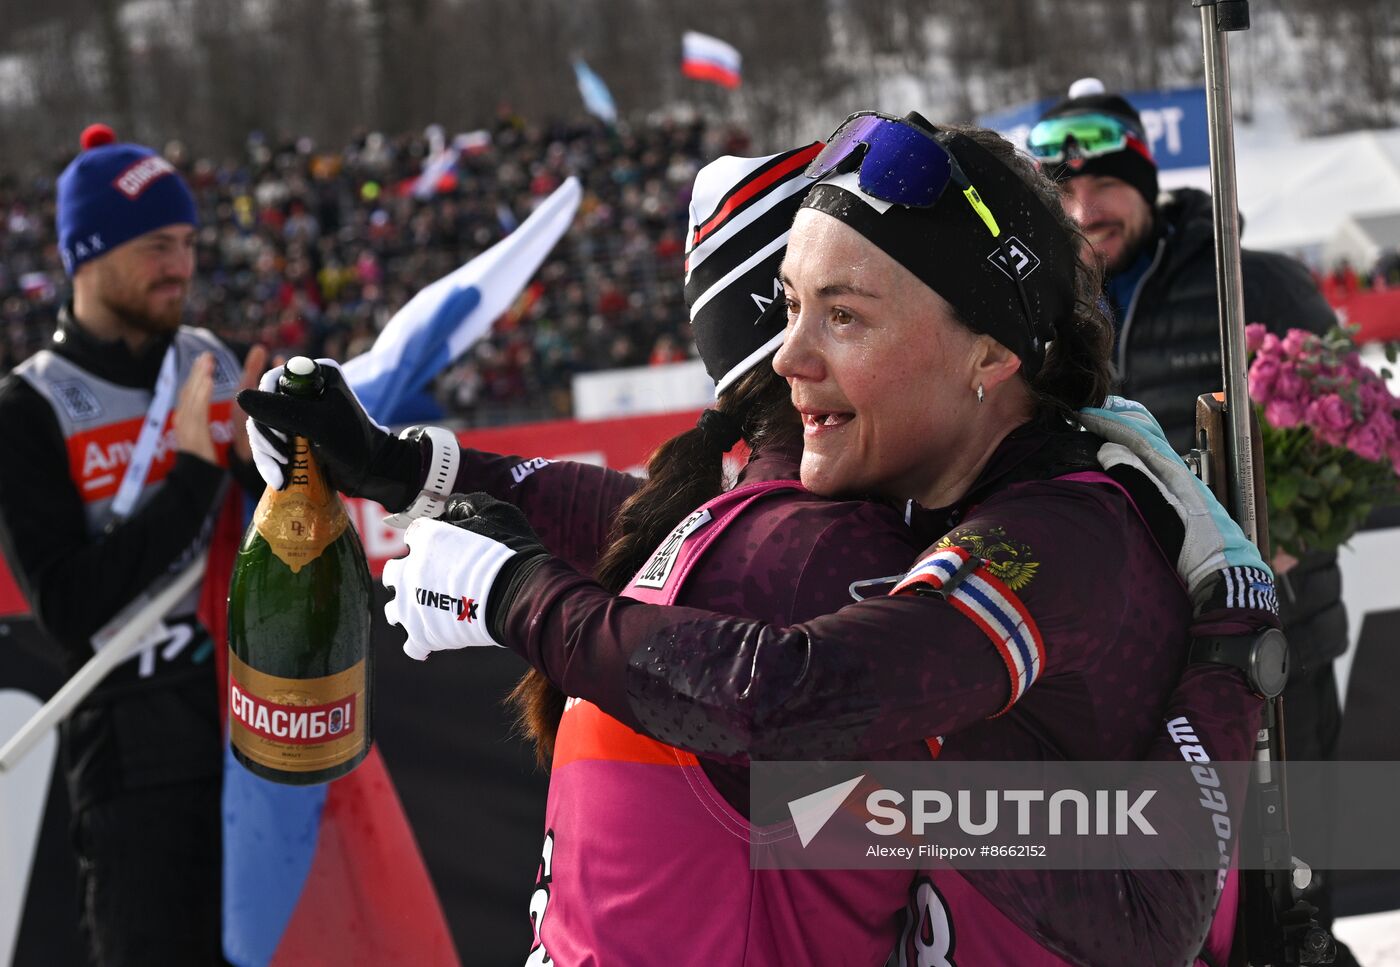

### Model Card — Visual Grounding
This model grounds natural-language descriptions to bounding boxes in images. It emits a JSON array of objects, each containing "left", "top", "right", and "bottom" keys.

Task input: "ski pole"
[{"left": 0, "top": 556, "right": 207, "bottom": 773}]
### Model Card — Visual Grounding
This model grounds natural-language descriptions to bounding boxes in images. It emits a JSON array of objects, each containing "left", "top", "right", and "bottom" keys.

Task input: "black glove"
[
  {"left": 442, "top": 492, "right": 548, "bottom": 642},
  {"left": 238, "top": 359, "right": 423, "bottom": 511}
]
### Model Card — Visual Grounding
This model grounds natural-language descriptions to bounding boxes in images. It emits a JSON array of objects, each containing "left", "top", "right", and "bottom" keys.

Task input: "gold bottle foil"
[
  {"left": 229, "top": 651, "right": 367, "bottom": 772},
  {"left": 253, "top": 436, "right": 348, "bottom": 573}
]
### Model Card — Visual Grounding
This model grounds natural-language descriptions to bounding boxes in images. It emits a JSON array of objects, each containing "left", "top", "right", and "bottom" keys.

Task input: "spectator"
[
  {"left": 1029, "top": 78, "right": 1358, "bottom": 967},
  {"left": 648, "top": 333, "right": 686, "bottom": 365},
  {"left": 0, "top": 125, "right": 266, "bottom": 965},
  {"left": 1, "top": 114, "right": 732, "bottom": 424}
]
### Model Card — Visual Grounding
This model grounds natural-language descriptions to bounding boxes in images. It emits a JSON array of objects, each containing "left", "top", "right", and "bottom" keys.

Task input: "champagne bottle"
[{"left": 228, "top": 357, "right": 373, "bottom": 784}]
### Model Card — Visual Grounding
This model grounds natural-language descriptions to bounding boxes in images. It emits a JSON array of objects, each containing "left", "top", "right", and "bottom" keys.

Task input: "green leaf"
[
  {"left": 1317, "top": 462, "right": 1343, "bottom": 486},
  {"left": 1387, "top": 342, "right": 1398, "bottom": 365},
  {"left": 1269, "top": 474, "right": 1301, "bottom": 510},
  {"left": 1297, "top": 475, "right": 1324, "bottom": 500},
  {"left": 1311, "top": 502, "right": 1333, "bottom": 532},
  {"left": 1329, "top": 477, "right": 1354, "bottom": 501},
  {"left": 1272, "top": 512, "right": 1298, "bottom": 542}
]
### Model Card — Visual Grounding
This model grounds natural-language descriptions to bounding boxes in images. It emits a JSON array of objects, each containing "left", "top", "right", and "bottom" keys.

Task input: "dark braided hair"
[{"left": 506, "top": 364, "right": 801, "bottom": 767}]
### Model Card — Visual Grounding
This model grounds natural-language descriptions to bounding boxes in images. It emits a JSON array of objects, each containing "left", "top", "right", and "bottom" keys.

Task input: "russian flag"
[
  {"left": 217, "top": 177, "right": 582, "bottom": 966},
  {"left": 682, "top": 31, "right": 742, "bottom": 89},
  {"left": 409, "top": 147, "right": 461, "bottom": 201}
]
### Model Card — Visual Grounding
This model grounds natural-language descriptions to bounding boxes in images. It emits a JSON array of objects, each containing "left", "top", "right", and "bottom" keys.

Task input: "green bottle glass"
[{"left": 227, "top": 356, "right": 374, "bottom": 785}]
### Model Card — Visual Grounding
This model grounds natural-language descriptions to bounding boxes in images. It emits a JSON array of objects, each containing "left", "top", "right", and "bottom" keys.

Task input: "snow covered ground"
[{"left": 1334, "top": 907, "right": 1400, "bottom": 965}]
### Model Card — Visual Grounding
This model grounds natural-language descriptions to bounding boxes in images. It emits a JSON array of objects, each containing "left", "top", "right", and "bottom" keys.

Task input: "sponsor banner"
[
  {"left": 978, "top": 87, "right": 1210, "bottom": 171},
  {"left": 571, "top": 358, "right": 714, "bottom": 420},
  {"left": 67, "top": 399, "right": 236, "bottom": 502},
  {"left": 1331, "top": 287, "right": 1400, "bottom": 344},
  {"left": 751, "top": 760, "right": 1400, "bottom": 871}
]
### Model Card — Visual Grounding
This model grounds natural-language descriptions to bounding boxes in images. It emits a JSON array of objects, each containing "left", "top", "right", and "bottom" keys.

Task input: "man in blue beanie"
[
  {"left": 1030, "top": 80, "right": 1359, "bottom": 967},
  {"left": 0, "top": 124, "right": 265, "bottom": 965}
]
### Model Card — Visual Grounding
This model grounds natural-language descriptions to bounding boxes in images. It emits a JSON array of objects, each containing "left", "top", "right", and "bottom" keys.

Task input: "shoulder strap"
[{"left": 623, "top": 479, "right": 805, "bottom": 605}]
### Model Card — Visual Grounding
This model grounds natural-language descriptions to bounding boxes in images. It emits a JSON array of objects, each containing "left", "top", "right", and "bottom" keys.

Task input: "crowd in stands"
[{"left": 0, "top": 114, "right": 752, "bottom": 425}]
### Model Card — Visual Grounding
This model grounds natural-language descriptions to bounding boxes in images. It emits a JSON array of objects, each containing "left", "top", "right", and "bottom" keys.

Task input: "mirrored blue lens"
[
  {"left": 805, "top": 114, "right": 954, "bottom": 209},
  {"left": 856, "top": 121, "right": 953, "bottom": 208}
]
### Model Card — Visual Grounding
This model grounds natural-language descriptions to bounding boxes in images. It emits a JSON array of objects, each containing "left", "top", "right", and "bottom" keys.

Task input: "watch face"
[{"left": 1253, "top": 627, "right": 1290, "bottom": 699}]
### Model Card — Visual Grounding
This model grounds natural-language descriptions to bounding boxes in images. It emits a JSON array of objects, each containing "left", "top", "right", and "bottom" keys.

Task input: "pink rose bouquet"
[{"left": 1247, "top": 323, "right": 1400, "bottom": 555}]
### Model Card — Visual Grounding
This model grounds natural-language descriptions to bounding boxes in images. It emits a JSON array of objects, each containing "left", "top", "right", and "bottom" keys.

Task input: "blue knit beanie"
[{"left": 56, "top": 124, "right": 198, "bottom": 276}]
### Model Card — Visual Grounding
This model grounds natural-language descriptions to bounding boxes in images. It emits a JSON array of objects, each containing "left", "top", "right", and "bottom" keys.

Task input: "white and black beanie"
[{"left": 683, "top": 142, "right": 822, "bottom": 396}]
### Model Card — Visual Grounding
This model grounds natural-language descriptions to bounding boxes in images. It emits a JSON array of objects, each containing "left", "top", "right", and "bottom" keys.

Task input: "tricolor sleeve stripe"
[
  {"left": 892, "top": 547, "right": 1045, "bottom": 715},
  {"left": 892, "top": 546, "right": 967, "bottom": 590}
]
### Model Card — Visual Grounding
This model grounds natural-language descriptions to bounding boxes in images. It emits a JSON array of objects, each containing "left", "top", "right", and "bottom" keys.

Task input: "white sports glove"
[{"left": 382, "top": 494, "right": 547, "bottom": 660}]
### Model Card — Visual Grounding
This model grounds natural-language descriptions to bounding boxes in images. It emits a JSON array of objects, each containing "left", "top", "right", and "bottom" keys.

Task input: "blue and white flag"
[
  {"left": 342, "top": 176, "right": 583, "bottom": 424},
  {"left": 573, "top": 59, "right": 618, "bottom": 125}
]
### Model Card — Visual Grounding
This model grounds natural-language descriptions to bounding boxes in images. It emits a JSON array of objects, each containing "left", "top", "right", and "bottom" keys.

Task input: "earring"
[{"left": 976, "top": 384, "right": 985, "bottom": 404}]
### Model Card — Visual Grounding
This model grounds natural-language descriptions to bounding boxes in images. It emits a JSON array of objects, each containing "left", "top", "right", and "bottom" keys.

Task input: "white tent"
[
  {"left": 1327, "top": 209, "right": 1400, "bottom": 270},
  {"left": 1235, "top": 129, "right": 1400, "bottom": 263},
  {"left": 1154, "top": 127, "right": 1400, "bottom": 268}
]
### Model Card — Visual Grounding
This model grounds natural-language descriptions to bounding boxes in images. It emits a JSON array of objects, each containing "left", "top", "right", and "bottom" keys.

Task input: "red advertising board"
[{"left": 1333, "top": 288, "right": 1400, "bottom": 344}]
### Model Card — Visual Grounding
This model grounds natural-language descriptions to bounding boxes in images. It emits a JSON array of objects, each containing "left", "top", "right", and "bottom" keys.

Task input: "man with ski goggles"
[
  {"left": 1028, "top": 77, "right": 1358, "bottom": 967},
  {"left": 1028, "top": 90, "right": 1160, "bottom": 279}
]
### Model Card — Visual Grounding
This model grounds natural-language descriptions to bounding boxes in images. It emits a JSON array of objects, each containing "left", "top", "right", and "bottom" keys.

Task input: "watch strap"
[{"left": 383, "top": 426, "right": 460, "bottom": 528}]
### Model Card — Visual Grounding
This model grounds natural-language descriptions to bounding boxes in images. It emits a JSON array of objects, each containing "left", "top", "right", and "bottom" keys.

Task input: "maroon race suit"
[{"left": 446, "top": 425, "right": 1260, "bottom": 965}]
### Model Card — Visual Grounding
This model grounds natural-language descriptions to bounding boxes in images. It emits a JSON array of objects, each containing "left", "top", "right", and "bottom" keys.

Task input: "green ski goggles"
[{"left": 1027, "top": 112, "right": 1153, "bottom": 166}]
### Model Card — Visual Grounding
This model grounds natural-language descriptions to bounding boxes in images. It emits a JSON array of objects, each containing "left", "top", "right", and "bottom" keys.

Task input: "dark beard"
[
  {"left": 1105, "top": 221, "right": 1157, "bottom": 278},
  {"left": 104, "top": 285, "right": 185, "bottom": 335}
]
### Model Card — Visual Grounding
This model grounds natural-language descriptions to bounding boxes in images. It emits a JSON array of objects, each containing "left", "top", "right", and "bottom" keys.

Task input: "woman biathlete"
[{"left": 242, "top": 121, "right": 1274, "bottom": 966}]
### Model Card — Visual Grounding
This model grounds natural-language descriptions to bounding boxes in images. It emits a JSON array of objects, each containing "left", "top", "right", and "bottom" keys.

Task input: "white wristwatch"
[{"left": 383, "top": 425, "right": 461, "bottom": 528}]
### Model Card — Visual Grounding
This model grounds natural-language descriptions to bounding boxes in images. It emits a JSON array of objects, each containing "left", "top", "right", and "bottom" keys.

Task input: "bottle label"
[
  {"left": 229, "top": 651, "right": 366, "bottom": 772},
  {"left": 253, "top": 436, "right": 349, "bottom": 573}
]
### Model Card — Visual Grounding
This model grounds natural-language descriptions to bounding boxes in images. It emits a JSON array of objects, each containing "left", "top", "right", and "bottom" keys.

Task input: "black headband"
[{"left": 801, "top": 130, "right": 1076, "bottom": 377}]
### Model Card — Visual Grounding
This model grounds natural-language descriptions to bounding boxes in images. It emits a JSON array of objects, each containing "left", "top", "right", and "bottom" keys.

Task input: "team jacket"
[
  {"left": 495, "top": 423, "right": 1258, "bottom": 966},
  {"left": 454, "top": 434, "right": 1258, "bottom": 965},
  {"left": 0, "top": 309, "right": 246, "bottom": 806},
  {"left": 1115, "top": 188, "right": 1335, "bottom": 454}
]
